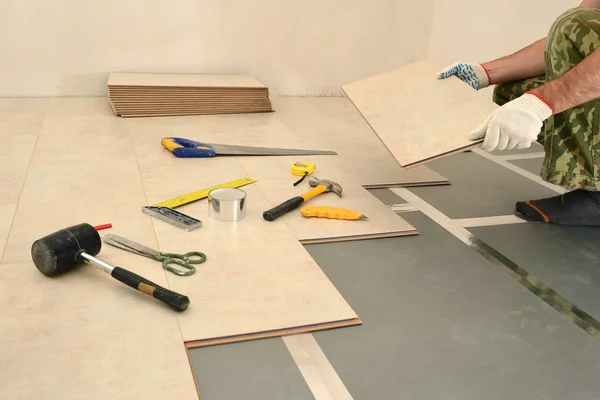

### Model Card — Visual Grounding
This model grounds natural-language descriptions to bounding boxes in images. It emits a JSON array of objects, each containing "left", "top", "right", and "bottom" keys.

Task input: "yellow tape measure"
[
  {"left": 152, "top": 177, "right": 257, "bottom": 209},
  {"left": 291, "top": 162, "right": 315, "bottom": 186},
  {"left": 291, "top": 162, "right": 315, "bottom": 176}
]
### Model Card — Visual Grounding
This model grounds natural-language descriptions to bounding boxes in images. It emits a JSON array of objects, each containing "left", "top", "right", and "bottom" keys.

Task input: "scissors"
[{"left": 102, "top": 234, "right": 206, "bottom": 277}]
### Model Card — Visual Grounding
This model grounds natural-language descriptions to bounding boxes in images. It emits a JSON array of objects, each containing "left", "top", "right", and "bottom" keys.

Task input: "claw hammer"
[{"left": 263, "top": 176, "right": 343, "bottom": 221}]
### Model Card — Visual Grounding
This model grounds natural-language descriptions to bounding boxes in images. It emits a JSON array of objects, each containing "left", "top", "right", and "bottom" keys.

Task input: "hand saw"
[{"left": 161, "top": 137, "right": 338, "bottom": 158}]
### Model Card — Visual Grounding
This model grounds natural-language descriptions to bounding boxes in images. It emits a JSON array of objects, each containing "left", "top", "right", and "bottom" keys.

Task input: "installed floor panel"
[
  {"left": 468, "top": 222, "right": 600, "bottom": 322},
  {"left": 510, "top": 156, "right": 544, "bottom": 175},
  {"left": 408, "top": 152, "right": 559, "bottom": 219},
  {"left": 189, "top": 210, "right": 600, "bottom": 399},
  {"left": 190, "top": 339, "right": 315, "bottom": 400}
]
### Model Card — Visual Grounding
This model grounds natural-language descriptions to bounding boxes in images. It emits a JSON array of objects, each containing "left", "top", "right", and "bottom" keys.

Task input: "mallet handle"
[
  {"left": 80, "top": 253, "right": 190, "bottom": 312},
  {"left": 111, "top": 267, "right": 190, "bottom": 312}
]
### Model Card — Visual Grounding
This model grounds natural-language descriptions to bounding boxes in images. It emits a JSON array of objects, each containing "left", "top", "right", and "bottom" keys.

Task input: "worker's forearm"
[
  {"left": 530, "top": 47, "right": 600, "bottom": 114},
  {"left": 482, "top": 38, "right": 547, "bottom": 85}
]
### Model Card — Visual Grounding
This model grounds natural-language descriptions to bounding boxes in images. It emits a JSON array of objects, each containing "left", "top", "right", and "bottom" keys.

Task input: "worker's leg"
[
  {"left": 493, "top": 76, "right": 547, "bottom": 144},
  {"left": 515, "top": 8, "right": 600, "bottom": 226}
]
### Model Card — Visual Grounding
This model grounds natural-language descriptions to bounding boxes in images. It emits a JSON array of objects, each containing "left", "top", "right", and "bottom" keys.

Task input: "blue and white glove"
[{"left": 437, "top": 62, "right": 490, "bottom": 90}]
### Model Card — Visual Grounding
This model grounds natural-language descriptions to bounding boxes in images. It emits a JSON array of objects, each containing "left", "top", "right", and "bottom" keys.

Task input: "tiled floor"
[{"left": 2, "top": 96, "right": 600, "bottom": 400}]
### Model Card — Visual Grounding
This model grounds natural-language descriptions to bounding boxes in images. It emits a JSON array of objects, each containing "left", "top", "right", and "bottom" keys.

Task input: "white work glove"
[
  {"left": 437, "top": 62, "right": 490, "bottom": 90},
  {"left": 469, "top": 93, "right": 553, "bottom": 151}
]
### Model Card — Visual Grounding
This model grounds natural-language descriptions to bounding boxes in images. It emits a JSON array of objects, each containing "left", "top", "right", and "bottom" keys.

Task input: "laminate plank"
[
  {"left": 127, "top": 114, "right": 361, "bottom": 345},
  {"left": 272, "top": 97, "right": 450, "bottom": 188},
  {"left": 237, "top": 155, "right": 418, "bottom": 244},
  {"left": 108, "top": 72, "right": 267, "bottom": 88},
  {"left": 341, "top": 59, "right": 498, "bottom": 168}
]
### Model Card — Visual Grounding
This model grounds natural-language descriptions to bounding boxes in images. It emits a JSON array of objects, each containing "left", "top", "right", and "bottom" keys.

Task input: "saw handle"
[
  {"left": 161, "top": 137, "right": 216, "bottom": 158},
  {"left": 263, "top": 185, "right": 327, "bottom": 221},
  {"left": 111, "top": 266, "right": 190, "bottom": 312}
]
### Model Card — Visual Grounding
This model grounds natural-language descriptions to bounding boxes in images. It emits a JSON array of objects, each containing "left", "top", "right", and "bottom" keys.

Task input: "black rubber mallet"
[{"left": 31, "top": 223, "right": 190, "bottom": 312}]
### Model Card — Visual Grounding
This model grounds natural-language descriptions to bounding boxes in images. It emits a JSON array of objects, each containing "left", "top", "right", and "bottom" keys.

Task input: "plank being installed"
[
  {"left": 272, "top": 96, "right": 451, "bottom": 188},
  {"left": 341, "top": 59, "right": 498, "bottom": 169}
]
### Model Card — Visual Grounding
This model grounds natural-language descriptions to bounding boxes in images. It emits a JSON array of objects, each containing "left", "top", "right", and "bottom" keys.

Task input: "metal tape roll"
[{"left": 207, "top": 188, "right": 247, "bottom": 221}]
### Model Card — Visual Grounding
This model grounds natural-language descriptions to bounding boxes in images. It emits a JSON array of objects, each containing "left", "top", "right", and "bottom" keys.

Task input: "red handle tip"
[{"left": 94, "top": 223, "right": 113, "bottom": 231}]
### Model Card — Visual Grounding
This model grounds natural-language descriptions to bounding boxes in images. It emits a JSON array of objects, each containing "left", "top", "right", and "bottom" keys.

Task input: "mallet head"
[
  {"left": 308, "top": 176, "right": 343, "bottom": 198},
  {"left": 31, "top": 223, "right": 102, "bottom": 277}
]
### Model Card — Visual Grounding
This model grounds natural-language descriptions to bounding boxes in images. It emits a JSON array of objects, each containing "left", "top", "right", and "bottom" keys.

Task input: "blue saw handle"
[{"left": 161, "top": 137, "right": 216, "bottom": 158}]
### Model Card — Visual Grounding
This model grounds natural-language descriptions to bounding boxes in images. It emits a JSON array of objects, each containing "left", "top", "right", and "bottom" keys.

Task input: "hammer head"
[
  {"left": 31, "top": 223, "right": 102, "bottom": 277},
  {"left": 308, "top": 176, "right": 342, "bottom": 198}
]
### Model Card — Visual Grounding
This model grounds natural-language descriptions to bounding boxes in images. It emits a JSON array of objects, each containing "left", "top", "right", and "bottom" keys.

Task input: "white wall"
[
  {"left": 427, "top": 0, "right": 581, "bottom": 67},
  {"left": 0, "top": 0, "right": 434, "bottom": 97}
]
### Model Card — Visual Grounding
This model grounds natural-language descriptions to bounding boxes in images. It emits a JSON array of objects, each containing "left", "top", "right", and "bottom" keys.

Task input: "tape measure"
[
  {"left": 152, "top": 177, "right": 257, "bottom": 209},
  {"left": 291, "top": 162, "right": 315, "bottom": 186}
]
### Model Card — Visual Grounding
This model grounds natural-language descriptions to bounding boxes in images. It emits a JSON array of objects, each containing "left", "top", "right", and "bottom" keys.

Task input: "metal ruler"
[
  {"left": 152, "top": 177, "right": 257, "bottom": 209},
  {"left": 143, "top": 177, "right": 257, "bottom": 231},
  {"left": 142, "top": 206, "right": 203, "bottom": 231}
]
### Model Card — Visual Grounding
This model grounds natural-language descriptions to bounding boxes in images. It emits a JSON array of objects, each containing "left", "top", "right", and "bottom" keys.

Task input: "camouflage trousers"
[{"left": 493, "top": 8, "right": 600, "bottom": 190}]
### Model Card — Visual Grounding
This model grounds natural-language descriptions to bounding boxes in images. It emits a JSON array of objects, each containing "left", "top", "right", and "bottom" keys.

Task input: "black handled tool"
[
  {"left": 31, "top": 223, "right": 190, "bottom": 312},
  {"left": 263, "top": 176, "right": 343, "bottom": 221}
]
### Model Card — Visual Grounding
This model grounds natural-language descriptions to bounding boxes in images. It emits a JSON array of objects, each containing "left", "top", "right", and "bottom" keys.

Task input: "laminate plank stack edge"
[{"left": 107, "top": 72, "right": 273, "bottom": 118}]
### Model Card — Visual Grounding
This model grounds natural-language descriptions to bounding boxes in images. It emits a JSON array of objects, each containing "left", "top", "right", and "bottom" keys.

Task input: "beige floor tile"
[
  {"left": 0, "top": 163, "right": 32, "bottom": 204},
  {"left": 0, "top": 128, "right": 41, "bottom": 204},
  {"left": 18, "top": 158, "right": 145, "bottom": 204},
  {"left": 0, "top": 98, "right": 48, "bottom": 204},
  {"left": 0, "top": 255, "right": 198, "bottom": 400},
  {"left": 0, "top": 203, "right": 17, "bottom": 256},
  {"left": 45, "top": 97, "right": 116, "bottom": 118},
  {"left": 2, "top": 198, "right": 155, "bottom": 264},
  {"left": 32, "top": 115, "right": 134, "bottom": 163},
  {"left": 0, "top": 98, "right": 49, "bottom": 122},
  {"left": 151, "top": 184, "right": 359, "bottom": 343}
]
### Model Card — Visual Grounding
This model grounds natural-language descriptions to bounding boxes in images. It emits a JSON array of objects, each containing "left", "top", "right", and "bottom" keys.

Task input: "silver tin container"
[{"left": 208, "top": 188, "right": 247, "bottom": 221}]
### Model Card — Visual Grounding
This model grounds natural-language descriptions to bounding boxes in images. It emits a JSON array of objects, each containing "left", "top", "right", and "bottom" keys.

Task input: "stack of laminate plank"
[{"left": 107, "top": 72, "right": 273, "bottom": 118}]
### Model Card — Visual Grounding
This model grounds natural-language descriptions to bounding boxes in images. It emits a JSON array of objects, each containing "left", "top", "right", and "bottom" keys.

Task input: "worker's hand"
[
  {"left": 437, "top": 62, "right": 490, "bottom": 90},
  {"left": 468, "top": 93, "right": 553, "bottom": 151}
]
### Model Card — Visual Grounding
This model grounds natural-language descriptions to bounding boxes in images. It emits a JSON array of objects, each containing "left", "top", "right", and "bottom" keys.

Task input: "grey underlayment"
[
  {"left": 189, "top": 338, "right": 315, "bottom": 400},
  {"left": 368, "top": 188, "right": 409, "bottom": 205},
  {"left": 510, "top": 157, "right": 544, "bottom": 176},
  {"left": 469, "top": 222, "right": 600, "bottom": 323},
  {"left": 307, "top": 211, "right": 600, "bottom": 400},
  {"left": 491, "top": 141, "right": 544, "bottom": 156},
  {"left": 408, "top": 152, "right": 558, "bottom": 219}
]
